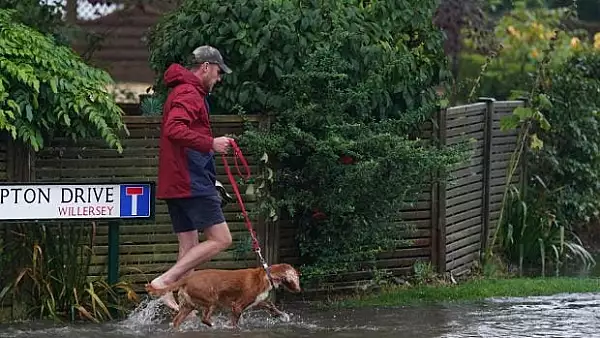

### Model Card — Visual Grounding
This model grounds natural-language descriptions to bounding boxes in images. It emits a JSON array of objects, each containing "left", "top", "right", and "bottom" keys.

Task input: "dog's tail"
[{"left": 145, "top": 279, "right": 185, "bottom": 297}]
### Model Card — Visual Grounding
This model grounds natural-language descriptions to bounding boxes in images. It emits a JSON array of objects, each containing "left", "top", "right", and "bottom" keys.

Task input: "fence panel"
[
  {"left": 488, "top": 101, "right": 524, "bottom": 239},
  {"left": 443, "top": 103, "right": 487, "bottom": 276}
]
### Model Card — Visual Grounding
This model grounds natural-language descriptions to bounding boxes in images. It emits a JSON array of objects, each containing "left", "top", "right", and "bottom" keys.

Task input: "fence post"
[
  {"left": 432, "top": 108, "right": 447, "bottom": 274},
  {"left": 478, "top": 97, "right": 495, "bottom": 257}
]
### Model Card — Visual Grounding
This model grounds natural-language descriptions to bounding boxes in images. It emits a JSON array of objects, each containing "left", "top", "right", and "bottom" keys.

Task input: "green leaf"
[
  {"left": 537, "top": 114, "right": 551, "bottom": 131},
  {"left": 529, "top": 133, "right": 543, "bottom": 150},
  {"left": 49, "top": 77, "right": 58, "bottom": 94},
  {"left": 25, "top": 104, "right": 33, "bottom": 121},
  {"left": 537, "top": 93, "right": 552, "bottom": 109},
  {"left": 258, "top": 62, "right": 267, "bottom": 77},
  {"left": 239, "top": 90, "right": 249, "bottom": 103},
  {"left": 500, "top": 114, "right": 521, "bottom": 131},
  {"left": 273, "top": 66, "right": 283, "bottom": 79},
  {"left": 513, "top": 107, "right": 534, "bottom": 121}
]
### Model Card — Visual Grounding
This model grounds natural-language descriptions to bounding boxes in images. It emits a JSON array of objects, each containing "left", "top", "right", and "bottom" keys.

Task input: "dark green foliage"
[
  {"left": 0, "top": 8, "right": 126, "bottom": 152},
  {"left": 147, "top": 0, "right": 450, "bottom": 118},
  {"left": 527, "top": 50, "right": 600, "bottom": 228},
  {"left": 0, "top": 0, "right": 68, "bottom": 45}
]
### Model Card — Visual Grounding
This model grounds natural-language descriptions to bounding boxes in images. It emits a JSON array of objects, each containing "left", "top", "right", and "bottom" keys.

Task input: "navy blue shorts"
[{"left": 165, "top": 195, "right": 226, "bottom": 233}]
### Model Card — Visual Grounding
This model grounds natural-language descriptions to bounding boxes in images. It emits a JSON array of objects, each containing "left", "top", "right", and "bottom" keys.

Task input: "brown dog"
[{"left": 145, "top": 263, "right": 301, "bottom": 328}]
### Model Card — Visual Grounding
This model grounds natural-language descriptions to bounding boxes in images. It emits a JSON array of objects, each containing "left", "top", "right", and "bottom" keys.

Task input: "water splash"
[
  {"left": 113, "top": 296, "right": 316, "bottom": 335},
  {"left": 117, "top": 296, "right": 171, "bottom": 334}
]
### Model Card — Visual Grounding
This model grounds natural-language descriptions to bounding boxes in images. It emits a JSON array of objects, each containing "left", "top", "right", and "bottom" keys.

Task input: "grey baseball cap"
[{"left": 192, "top": 45, "right": 232, "bottom": 74}]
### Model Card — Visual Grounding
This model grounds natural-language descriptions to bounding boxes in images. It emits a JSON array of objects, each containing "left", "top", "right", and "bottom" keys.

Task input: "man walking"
[{"left": 150, "top": 45, "right": 234, "bottom": 310}]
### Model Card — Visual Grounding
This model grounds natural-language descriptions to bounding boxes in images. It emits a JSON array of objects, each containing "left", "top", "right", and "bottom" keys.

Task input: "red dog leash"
[{"left": 221, "top": 140, "right": 273, "bottom": 284}]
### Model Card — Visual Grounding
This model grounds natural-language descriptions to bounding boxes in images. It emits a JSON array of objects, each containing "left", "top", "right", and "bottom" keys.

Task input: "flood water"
[{"left": 1, "top": 292, "right": 600, "bottom": 338}]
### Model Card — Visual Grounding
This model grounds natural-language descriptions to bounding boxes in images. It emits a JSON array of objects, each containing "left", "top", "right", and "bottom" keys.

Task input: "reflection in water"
[
  {"left": 442, "top": 292, "right": 600, "bottom": 338},
  {"left": 1, "top": 293, "right": 599, "bottom": 337}
]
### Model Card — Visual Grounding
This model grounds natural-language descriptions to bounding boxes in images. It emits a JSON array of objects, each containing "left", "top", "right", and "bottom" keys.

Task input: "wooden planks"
[
  {"left": 488, "top": 101, "right": 523, "bottom": 241},
  {"left": 443, "top": 103, "right": 486, "bottom": 276}
]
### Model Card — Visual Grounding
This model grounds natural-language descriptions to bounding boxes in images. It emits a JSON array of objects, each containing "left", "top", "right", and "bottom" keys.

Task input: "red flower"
[
  {"left": 339, "top": 155, "right": 354, "bottom": 165},
  {"left": 312, "top": 209, "right": 327, "bottom": 220}
]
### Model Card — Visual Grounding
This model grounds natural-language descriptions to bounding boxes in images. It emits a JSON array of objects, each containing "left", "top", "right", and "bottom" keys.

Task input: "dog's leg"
[
  {"left": 256, "top": 301, "right": 291, "bottom": 322},
  {"left": 200, "top": 305, "right": 215, "bottom": 327},
  {"left": 172, "top": 306, "right": 194, "bottom": 330},
  {"left": 230, "top": 303, "right": 243, "bottom": 328}
]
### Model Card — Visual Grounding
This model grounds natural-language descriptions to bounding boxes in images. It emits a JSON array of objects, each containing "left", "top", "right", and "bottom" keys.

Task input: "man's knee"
[
  {"left": 217, "top": 230, "right": 233, "bottom": 250},
  {"left": 205, "top": 222, "right": 232, "bottom": 251}
]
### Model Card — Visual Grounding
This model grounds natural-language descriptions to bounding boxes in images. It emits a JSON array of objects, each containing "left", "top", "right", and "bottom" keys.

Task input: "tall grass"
[
  {"left": 499, "top": 184, "right": 596, "bottom": 276},
  {"left": 0, "top": 222, "right": 140, "bottom": 322}
]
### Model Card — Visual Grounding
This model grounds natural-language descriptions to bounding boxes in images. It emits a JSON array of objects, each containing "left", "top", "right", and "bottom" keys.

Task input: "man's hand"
[{"left": 212, "top": 136, "right": 233, "bottom": 154}]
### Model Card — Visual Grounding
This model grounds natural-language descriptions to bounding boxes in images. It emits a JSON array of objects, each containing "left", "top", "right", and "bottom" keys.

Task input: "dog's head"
[{"left": 269, "top": 263, "right": 301, "bottom": 293}]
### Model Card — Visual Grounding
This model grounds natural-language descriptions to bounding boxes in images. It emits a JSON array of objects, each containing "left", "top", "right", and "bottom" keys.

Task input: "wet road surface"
[{"left": 1, "top": 292, "right": 600, "bottom": 337}]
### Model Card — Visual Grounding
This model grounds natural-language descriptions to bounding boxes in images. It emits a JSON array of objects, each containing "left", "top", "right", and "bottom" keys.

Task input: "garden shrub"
[
  {"left": 491, "top": 48, "right": 600, "bottom": 276},
  {"left": 527, "top": 50, "right": 600, "bottom": 229},
  {"left": 0, "top": 8, "right": 126, "bottom": 152},
  {"left": 148, "top": 0, "right": 469, "bottom": 282},
  {"left": 457, "top": 0, "right": 591, "bottom": 102}
]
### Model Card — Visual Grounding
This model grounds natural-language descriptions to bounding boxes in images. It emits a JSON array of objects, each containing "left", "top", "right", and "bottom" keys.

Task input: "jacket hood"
[{"left": 163, "top": 63, "right": 207, "bottom": 93}]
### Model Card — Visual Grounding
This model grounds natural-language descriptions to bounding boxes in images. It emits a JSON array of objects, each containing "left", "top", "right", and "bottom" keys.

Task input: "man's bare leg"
[
  {"left": 150, "top": 222, "right": 232, "bottom": 307},
  {"left": 157, "top": 229, "right": 200, "bottom": 311}
]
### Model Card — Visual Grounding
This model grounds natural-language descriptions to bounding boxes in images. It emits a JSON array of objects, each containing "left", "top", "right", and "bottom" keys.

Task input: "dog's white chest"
[{"left": 248, "top": 290, "right": 270, "bottom": 309}]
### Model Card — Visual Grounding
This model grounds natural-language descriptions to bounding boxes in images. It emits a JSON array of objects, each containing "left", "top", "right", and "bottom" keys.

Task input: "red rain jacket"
[{"left": 156, "top": 63, "right": 218, "bottom": 200}]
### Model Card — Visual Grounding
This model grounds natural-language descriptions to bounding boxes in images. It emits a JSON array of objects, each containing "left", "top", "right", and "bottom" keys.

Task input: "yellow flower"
[
  {"left": 595, "top": 33, "right": 600, "bottom": 49},
  {"left": 570, "top": 37, "right": 580, "bottom": 48},
  {"left": 530, "top": 48, "right": 539, "bottom": 59},
  {"left": 507, "top": 25, "right": 519, "bottom": 37}
]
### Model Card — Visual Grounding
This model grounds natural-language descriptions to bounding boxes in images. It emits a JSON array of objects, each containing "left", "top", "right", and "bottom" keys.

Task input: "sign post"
[{"left": 0, "top": 181, "right": 156, "bottom": 286}]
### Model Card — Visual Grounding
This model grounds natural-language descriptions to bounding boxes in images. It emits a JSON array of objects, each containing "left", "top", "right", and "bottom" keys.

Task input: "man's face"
[{"left": 196, "top": 62, "right": 222, "bottom": 92}]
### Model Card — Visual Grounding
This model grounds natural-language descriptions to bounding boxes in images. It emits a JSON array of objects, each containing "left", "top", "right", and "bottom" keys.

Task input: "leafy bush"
[
  {"left": 148, "top": 0, "right": 450, "bottom": 117},
  {"left": 148, "top": 0, "right": 469, "bottom": 281},
  {"left": 0, "top": 8, "right": 126, "bottom": 152},
  {"left": 0, "top": 0, "right": 69, "bottom": 45},
  {"left": 242, "top": 45, "right": 468, "bottom": 278},
  {"left": 490, "top": 49, "right": 600, "bottom": 276},
  {"left": 527, "top": 50, "right": 600, "bottom": 229},
  {"left": 457, "top": 1, "right": 591, "bottom": 102}
]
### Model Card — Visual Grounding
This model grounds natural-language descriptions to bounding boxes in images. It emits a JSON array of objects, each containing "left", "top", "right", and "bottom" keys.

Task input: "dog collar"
[{"left": 264, "top": 264, "right": 275, "bottom": 288}]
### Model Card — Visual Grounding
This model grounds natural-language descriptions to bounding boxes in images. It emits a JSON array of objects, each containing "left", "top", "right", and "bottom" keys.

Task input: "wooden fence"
[{"left": 0, "top": 99, "right": 523, "bottom": 297}]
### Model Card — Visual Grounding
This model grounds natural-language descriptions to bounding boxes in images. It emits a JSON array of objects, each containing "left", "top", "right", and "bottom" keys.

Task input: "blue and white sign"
[
  {"left": 0, "top": 182, "right": 155, "bottom": 221},
  {"left": 120, "top": 184, "right": 152, "bottom": 218}
]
